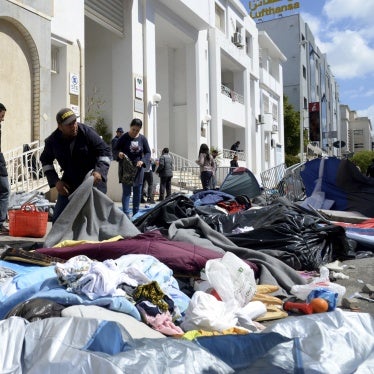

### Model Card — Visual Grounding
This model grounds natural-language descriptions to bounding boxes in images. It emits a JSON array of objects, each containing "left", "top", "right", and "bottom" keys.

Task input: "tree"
[
  {"left": 85, "top": 87, "right": 112, "bottom": 144},
  {"left": 283, "top": 95, "right": 300, "bottom": 157},
  {"left": 352, "top": 150, "right": 374, "bottom": 174}
]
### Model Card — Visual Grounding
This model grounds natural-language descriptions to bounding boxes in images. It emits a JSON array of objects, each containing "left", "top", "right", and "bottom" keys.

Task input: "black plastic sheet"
[{"left": 200, "top": 199, "right": 352, "bottom": 270}]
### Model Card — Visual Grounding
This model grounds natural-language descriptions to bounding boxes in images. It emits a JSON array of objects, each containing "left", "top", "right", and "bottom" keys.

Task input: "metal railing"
[
  {"left": 222, "top": 148, "right": 246, "bottom": 162},
  {"left": 175, "top": 166, "right": 231, "bottom": 193},
  {"left": 4, "top": 146, "right": 242, "bottom": 196},
  {"left": 5, "top": 142, "right": 48, "bottom": 193},
  {"left": 260, "top": 163, "right": 305, "bottom": 203},
  {"left": 221, "top": 84, "right": 244, "bottom": 104},
  {"left": 4, "top": 142, "right": 63, "bottom": 194}
]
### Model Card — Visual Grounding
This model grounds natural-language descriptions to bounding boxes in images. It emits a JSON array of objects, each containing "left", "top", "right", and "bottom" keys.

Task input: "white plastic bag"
[
  {"left": 205, "top": 252, "right": 256, "bottom": 308},
  {"left": 290, "top": 266, "right": 346, "bottom": 302},
  {"left": 180, "top": 291, "right": 238, "bottom": 332}
]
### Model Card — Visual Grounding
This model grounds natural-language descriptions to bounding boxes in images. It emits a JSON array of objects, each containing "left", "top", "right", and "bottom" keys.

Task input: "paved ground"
[
  {"left": 332, "top": 257, "right": 374, "bottom": 315},
  {"left": 1, "top": 213, "right": 373, "bottom": 316}
]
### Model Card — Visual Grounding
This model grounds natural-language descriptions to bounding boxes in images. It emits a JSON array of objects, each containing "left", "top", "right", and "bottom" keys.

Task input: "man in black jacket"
[
  {"left": 40, "top": 108, "right": 112, "bottom": 222},
  {"left": 0, "top": 103, "right": 9, "bottom": 234}
]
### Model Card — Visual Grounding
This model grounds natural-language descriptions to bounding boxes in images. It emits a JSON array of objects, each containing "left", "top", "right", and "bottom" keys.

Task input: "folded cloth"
[{"left": 0, "top": 247, "right": 66, "bottom": 266}]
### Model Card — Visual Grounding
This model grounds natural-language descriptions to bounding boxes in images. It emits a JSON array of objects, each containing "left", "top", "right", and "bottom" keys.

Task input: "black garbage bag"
[
  {"left": 133, "top": 193, "right": 196, "bottom": 234},
  {"left": 5, "top": 298, "right": 65, "bottom": 322},
  {"left": 200, "top": 199, "right": 352, "bottom": 271}
]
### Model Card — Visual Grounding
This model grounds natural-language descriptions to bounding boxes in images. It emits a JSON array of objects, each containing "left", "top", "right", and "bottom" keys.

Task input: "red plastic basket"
[{"left": 8, "top": 203, "right": 48, "bottom": 238}]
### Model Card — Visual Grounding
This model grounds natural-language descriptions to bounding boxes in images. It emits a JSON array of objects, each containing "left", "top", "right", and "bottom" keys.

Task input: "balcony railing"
[{"left": 221, "top": 84, "right": 244, "bottom": 104}]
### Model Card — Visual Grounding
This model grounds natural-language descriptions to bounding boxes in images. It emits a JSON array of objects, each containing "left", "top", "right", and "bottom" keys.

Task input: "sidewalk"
[{"left": 1, "top": 205, "right": 373, "bottom": 315}]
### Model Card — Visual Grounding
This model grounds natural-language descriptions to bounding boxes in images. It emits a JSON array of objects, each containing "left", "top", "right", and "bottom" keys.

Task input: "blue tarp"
[{"left": 300, "top": 158, "right": 374, "bottom": 217}]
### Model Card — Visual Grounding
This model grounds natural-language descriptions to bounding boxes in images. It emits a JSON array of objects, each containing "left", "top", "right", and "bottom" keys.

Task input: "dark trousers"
[
  {"left": 200, "top": 171, "right": 212, "bottom": 190},
  {"left": 159, "top": 176, "right": 172, "bottom": 200},
  {"left": 142, "top": 171, "right": 154, "bottom": 199}
]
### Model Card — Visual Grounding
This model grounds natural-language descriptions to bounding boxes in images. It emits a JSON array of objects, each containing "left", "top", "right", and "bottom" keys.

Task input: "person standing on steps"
[
  {"left": 157, "top": 147, "right": 173, "bottom": 201},
  {"left": 197, "top": 143, "right": 214, "bottom": 190},
  {"left": 210, "top": 149, "right": 219, "bottom": 189},
  {"left": 111, "top": 127, "right": 124, "bottom": 155},
  {"left": 113, "top": 118, "right": 151, "bottom": 217},
  {"left": 141, "top": 150, "right": 155, "bottom": 204},
  {"left": 230, "top": 154, "right": 239, "bottom": 172},
  {"left": 0, "top": 103, "right": 10, "bottom": 234}
]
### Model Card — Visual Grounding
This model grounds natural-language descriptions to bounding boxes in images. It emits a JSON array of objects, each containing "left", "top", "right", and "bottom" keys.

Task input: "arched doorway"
[{"left": 0, "top": 17, "right": 40, "bottom": 151}]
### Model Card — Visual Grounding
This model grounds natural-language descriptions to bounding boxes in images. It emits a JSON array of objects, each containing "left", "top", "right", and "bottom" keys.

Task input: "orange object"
[
  {"left": 309, "top": 298, "right": 329, "bottom": 313},
  {"left": 210, "top": 289, "right": 222, "bottom": 301},
  {"left": 8, "top": 203, "right": 48, "bottom": 238},
  {"left": 283, "top": 301, "right": 313, "bottom": 314}
]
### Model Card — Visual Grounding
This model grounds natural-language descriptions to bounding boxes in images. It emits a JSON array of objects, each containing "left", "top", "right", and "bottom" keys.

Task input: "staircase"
[
  {"left": 168, "top": 151, "right": 231, "bottom": 193},
  {"left": 4, "top": 146, "right": 237, "bottom": 196}
]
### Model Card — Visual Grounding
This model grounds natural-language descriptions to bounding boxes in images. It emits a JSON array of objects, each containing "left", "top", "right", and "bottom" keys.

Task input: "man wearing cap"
[
  {"left": 40, "top": 108, "right": 112, "bottom": 222},
  {"left": 111, "top": 127, "right": 124, "bottom": 155}
]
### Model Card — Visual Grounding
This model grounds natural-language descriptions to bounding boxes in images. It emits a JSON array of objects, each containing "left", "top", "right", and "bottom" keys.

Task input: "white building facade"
[
  {"left": 257, "top": 14, "right": 341, "bottom": 159},
  {"left": 1, "top": 0, "right": 287, "bottom": 180}
]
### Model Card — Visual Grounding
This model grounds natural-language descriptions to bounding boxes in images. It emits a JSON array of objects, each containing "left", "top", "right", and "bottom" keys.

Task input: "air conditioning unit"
[
  {"left": 271, "top": 125, "right": 278, "bottom": 133},
  {"left": 232, "top": 32, "right": 242, "bottom": 47}
]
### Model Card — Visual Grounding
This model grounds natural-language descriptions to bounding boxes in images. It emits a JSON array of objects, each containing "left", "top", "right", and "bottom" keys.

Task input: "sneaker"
[
  {"left": 0, "top": 225, "right": 9, "bottom": 235},
  {"left": 140, "top": 198, "right": 146, "bottom": 204},
  {"left": 147, "top": 198, "right": 156, "bottom": 204}
]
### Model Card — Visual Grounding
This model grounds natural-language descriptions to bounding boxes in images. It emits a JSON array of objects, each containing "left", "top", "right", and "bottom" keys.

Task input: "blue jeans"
[
  {"left": 52, "top": 194, "right": 69, "bottom": 223},
  {"left": 0, "top": 176, "right": 9, "bottom": 225},
  {"left": 122, "top": 184, "right": 142, "bottom": 218}
]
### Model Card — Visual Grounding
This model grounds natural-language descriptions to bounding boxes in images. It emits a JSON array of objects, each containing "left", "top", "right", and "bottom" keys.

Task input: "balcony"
[
  {"left": 221, "top": 84, "right": 244, "bottom": 104},
  {"left": 220, "top": 84, "right": 245, "bottom": 125}
]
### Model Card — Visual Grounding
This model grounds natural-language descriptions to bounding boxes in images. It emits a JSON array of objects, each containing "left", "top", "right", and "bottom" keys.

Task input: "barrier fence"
[{"left": 260, "top": 163, "right": 305, "bottom": 203}]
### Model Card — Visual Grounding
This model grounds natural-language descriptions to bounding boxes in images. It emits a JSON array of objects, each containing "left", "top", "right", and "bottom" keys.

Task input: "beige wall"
[{"left": 0, "top": 20, "right": 32, "bottom": 151}]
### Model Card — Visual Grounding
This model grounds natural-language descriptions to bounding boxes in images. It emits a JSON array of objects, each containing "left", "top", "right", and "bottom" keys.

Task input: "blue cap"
[{"left": 116, "top": 127, "right": 124, "bottom": 133}]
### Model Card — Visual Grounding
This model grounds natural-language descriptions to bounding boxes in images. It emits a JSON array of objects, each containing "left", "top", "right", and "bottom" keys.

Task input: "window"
[
  {"left": 51, "top": 46, "right": 59, "bottom": 74},
  {"left": 303, "top": 65, "right": 306, "bottom": 79},
  {"left": 263, "top": 95, "right": 269, "bottom": 114},
  {"left": 272, "top": 103, "right": 278, "bottom": 121},
  {"left": 215, "top": 4, "right": 225, "bottom": 33}
]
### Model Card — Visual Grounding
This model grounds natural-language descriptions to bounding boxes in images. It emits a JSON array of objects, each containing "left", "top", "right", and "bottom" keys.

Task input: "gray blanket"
[
  {"left": 168, "top": 216, "right": 307, "bottom": 296},
  {"left": 43, "top": 176, "right": 140, "bottom": 247}
]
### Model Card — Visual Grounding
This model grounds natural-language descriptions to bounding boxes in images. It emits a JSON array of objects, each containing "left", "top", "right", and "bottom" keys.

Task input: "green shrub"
[
  {"left": 352, "top": 150, "right": 374, "bottom": 174},
  {"left": 285, "top": 154, "right": 300, "bottom": 167},
  {"left": 94, "top": 117, "right": 112, "bottom": 144}
]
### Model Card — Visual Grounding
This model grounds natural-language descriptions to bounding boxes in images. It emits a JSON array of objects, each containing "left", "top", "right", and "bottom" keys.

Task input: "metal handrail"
[
  {"left": 222, "top": 148, "right": 245, "bottom": 162},
  {"left": 176, "top": 166, "right": 231, "bottom": 192},
  {"left": 4, "top": 143, "right": 62, "bottom": 193},
  {"left": 220, "top": 84, "right": 244, "bottom": 104},
  {"left": 4, "top": 145, "right": 245, "bottom": 196}
]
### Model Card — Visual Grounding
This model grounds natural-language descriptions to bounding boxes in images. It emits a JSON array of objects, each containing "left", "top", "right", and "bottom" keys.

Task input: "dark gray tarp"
[{"left": 220, "top": 167, "right": 261, "bottom": 199}]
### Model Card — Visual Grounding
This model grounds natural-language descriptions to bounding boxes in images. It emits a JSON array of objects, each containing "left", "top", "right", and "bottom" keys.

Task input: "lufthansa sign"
[{"left": 248, "top": 0, "right": 300, "bottom": 20}]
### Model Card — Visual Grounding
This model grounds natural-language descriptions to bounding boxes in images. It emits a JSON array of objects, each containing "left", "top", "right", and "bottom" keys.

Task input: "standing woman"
[
  {"left": 114, "top": 118, "right": 151, "bottom": 218},
  {"left": 197, "top": 143, "right": 214, "bottom": 190}
]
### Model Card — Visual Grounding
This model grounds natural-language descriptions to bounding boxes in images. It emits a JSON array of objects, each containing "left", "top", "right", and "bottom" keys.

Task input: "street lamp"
[
  {"left": 151, "top": 93, "right": 161, "bottom": 153},
  {"left": 201, "top": 113, "right": 211, "bottom": 137}
]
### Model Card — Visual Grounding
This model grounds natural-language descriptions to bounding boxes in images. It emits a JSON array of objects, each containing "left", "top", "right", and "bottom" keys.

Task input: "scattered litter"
[
  {"left": 324, "top": 260, "right": 345, "bottom": 272},
  {"left": 341, "top": 297, "right": 360, "bottom": 310},
  {"left": 331, "top": 271, "right": 349, "bottom": 280},
  {"left": 349, "top": 292, "right": 374, "bottom": 303},
  {"left": 362, "top": 284, "right": 374, "bottom": 294}
]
